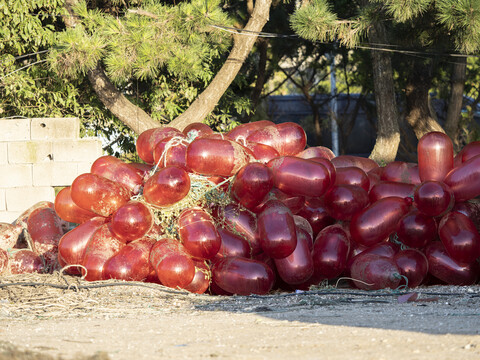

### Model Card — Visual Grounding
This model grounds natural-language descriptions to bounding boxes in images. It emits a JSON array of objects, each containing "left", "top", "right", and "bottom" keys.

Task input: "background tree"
[
  {"left": 0, "top": 0, "right": 137, "bottom": 155},
  {"left": 290, "top": 0, "right": 480, "bottom": 161},
  {"left": 58, "top": 0, "right": 273, "bottom": 133},
  {"left": 4, "top": 0, "right": 480, "bottom": 161},
  {"left": 1, "top": 0, "right": 273, "bottom": 155}
]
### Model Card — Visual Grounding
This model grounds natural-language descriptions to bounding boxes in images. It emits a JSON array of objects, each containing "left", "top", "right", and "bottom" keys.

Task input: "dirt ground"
[{"left": 0, "top": 273, "right": 479, "bottom": 360}]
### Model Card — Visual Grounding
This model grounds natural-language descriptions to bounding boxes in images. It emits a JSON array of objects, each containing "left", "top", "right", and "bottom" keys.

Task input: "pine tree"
[
  {"left": 52, "top": 0, "right": 273, "bottom": 134},
  {"left": 0, "top": 0, "right": 133, "bottom": 155},
  {"left": 291, "top": 0, "right": 480, "bottom": 160}
]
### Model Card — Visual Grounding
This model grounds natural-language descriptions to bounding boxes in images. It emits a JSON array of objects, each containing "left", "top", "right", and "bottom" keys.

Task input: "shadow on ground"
[
  {"left": 194, "top": 286, "right": 480, "bottom": 335},
  {"left": 1, "top": 273, "right": 479, "bottom": 337}
]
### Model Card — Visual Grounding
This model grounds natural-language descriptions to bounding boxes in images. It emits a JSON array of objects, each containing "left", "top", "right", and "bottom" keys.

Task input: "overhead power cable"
[
  {"left": 21, "top": 11, "right": 480, "bottom": 58},
  {"left": 210, "top": 24, "right": 477, "bottom": 59}
]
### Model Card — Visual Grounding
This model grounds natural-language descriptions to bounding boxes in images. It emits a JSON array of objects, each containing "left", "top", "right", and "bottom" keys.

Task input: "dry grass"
[{"left": 0, "top": 272, "right": 217, "bottom": 320}]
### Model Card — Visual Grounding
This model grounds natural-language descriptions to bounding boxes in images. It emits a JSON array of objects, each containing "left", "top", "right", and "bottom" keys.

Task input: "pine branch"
[
  {"left": 60, "top": 0, "right": 158, "bottom": 134},
  {"left": 291, "top": 0, "right": 371, "bottom": 48},
  {"left": 374, "top": 0, "right": 433, "bottom": 22},
  {"left": 169, "top": 0, "right": 273, "bottom": 130},
  {"left": 436, "top": 0, "right": 480, "bottom": 53},
  {"left": 127, "top": 9, "right": 159, "bottom": 19}
]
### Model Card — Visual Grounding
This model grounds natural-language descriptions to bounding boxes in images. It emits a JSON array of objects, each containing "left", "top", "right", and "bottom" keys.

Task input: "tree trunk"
[
  {"left": 405, "top": 60, "right": 445, "bottom": 139},
  {"left": 304, "top": 91, "right": 322, "bottom": 145},
  {"left": 243, "top": 37, "right": 269, "bottom": 123},
  {"left": 87, "top": 64, "right": 159, "bottom": 134},
  {"left": 367, "top": 22, "right": 400, "bottom": 164},
  {"left": 65, "top": 0, "right": 273, "bottom": 133},
  {"left": 64, "top": 0, "right": 158, "bottom": 134},
  {"left": 169, "top": 0, "right": 273, "bottom": 130},
  {"left": 444, "top": 57, "right": 467, "bottom": 147}
]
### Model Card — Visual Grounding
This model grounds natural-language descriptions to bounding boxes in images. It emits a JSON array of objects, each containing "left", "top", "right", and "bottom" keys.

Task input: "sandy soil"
[{"left": 0, "top": 274, "right": 479, "bottom": 359}]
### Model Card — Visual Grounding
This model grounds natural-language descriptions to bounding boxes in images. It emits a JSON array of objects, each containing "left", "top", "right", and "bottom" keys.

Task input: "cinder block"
[
  {"left": 53, "top": 138, "right": 102, "bottom": 162},
  {"left": 5, "top": 186, "right": 55, "bottom": 212},
  {"left": 0, "top": 164, "right": 32, "bottom": 187},
  {"left": 8, "top": 141, "right": 53, "bottom": 164},
  {"left": 31, "top": 117, "right": 80, "bottom": 140},
  {"left": 33, "top": 162, "right": 79, "bottom": 187},
  {"left": 0, "top": 143, "right": 7, "bottom": 164},
  {"left": 0, "top": 211, "right": 22, "bottom": 224},
  {"left": 77, "top": 161, "right": 93, "bottom": 175},
  {"left": 0, "top": 188, "right": 5, "bottom": 211},
  {"left": 0, "top": 118, "right": 31, "bottom": 141}
]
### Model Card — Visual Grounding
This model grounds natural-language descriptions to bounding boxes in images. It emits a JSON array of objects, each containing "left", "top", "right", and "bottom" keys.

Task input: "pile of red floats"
[{"left": 1, "top": 120, "right": 480, "bottom": 295}]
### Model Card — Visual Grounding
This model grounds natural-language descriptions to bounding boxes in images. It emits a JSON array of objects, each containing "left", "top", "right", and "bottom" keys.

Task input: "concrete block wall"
[{"left": 0, "top": 118, "right": 102, "bottom": 223}]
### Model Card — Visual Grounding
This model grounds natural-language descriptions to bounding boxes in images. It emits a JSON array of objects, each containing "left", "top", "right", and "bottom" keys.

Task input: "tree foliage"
[
  {"left": 1, "top": 0, "right": 258, "bottom": 156},
  {"left": 290, "top": 0, "right": 480, "bottom": 158},
  {"left": 291, "top": 0, "right": 480, "bottom": 53},
  {"left": 0, "top": 0, "right": 132, "bottom": 155}
]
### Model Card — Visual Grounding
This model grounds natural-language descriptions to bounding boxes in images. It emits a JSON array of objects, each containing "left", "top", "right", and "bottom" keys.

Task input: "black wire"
[
  {"left": 1, "top": 281, "right": 478, "bottom": 299},
  {"left": 209, "top": 24, "right": 478, "bottom": 59},
  {"left": 12, "top": 50, "right": 50, "bottom": 60},
  {"left": 22, "top": 12, "right": 478, "bottom": 59},
  {"left": 210, "top": 24, "right": 299, "bottom": 38}
]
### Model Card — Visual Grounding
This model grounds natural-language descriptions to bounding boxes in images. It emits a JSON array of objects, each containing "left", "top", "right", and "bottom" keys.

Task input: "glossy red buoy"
[
  {"left": 268, "top": 156, "right": 331, "bottom": 197},
  {"left": 231, "top": 162, "right": 273, "bottom": 211},
  {"left": 247, "top": 122, "right": 306, "bottom": 156},
  {"left": 110, "top": 201, "right": 154, "bottom": 243},
  {"left": 331, "top": 155, "right": 379, "bottom": 173},
  {"left": 257, "top": 200, "right": 297, "bottom": 259},
  {"left": 54, "top": 187, "right": 98, "bottom": 224},
  {"left": 212, "top": 256, "right": 275, "bottom": 295},
  {"left": 417, "top": 132, "right": 453, "bottom": 182},
  {"left": 186, "top": 138, "right": 252, "bottom": 177},
  {"left": 71, "top": 173, "right": 131, "bottom": 217},
  {"left": 245, "top": 141, "right": 280, "bottom": 164},
  {"left": 444, "top": 155, "right": 480, "bottom": 202},
  {"left": 152, "top": 135, "right": 189, "bottom": 170},
  {"left": 312, "top": 225, "right": 350, "bottom": 280},
  {"left": 58, "top": 216, "right": 108, "bottom": 275},
  {"left": 381, "top": 161, "right": 420, "bottom": 184},
  {"left": 218, "top": 204, "right": 261, "bottom": 255},
  {"left": 297, "top": 198, "right": 335, "bottom": 236},
  {"left": 138, "top": 127, "right": 183, "bottom": 165},
  {"left": 274, "top": 232, "right": 314, "bottom": 285},
  {"left": 394, "top": 249, "right": 429, "bottom": 288},
  {"left": 324, "top": 184, "right": 369, "bottom": 221},
  {"left": 183, "top": 260, "right": 211, "bottom": 294},
  {"left": 396, "top": 209, "right": 437, "bottom": 249},
  {"left": 91, "top": 155, "right": 144, "bottom": 195},
  {"left": 103, "top": 237, "right": 156, "bottom": 281},
  {"left": 438, "top": 211, "right": 480, "bottom": 264},
  {"left": 178, "top": 208, "right": 221, "bottom": 260},
  {"left": 143, "top": 166, "right": 191, "bottom": 207},
  {"left": 226, "top": 120, "right": 274, "bottom": 142},
  {"left": 82, "top": 224, "right": 125, "bottom": 281},
  {"left": 349, "top": 197, "right": 410, "bottom": 247},
  {"left": 425, "top": 241, "right": 479, "bottom": 285},
  {"left": 334, "top": 166, "right": 370, "bottom": 192},
  {"left": 369, "top": 181, "right": 415, "bottom": 203},
  {"left": 149, "top": 238, "right": 196, "bottom": 289},
  {"left": 350, "top": 253, "right": 402, "bottom": 290},
  {"left": 183, "top": 122, "right": 214, "bottom": 138},
  {"left": 297, "top": 146, "right": 335, "bottom": 160},
  {"left": 414, "top": 181, "right": 454, "bottom": 217},
  {"left": 215, "top": 227, "right": 252, "bottom": 259},
  {"left": 27, "top": 207, "right": 66, "bottom": 269}
]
